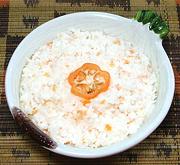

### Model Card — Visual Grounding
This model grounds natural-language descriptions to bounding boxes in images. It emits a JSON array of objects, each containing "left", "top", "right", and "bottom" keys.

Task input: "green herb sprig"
[{"left": 134, "top": 10, "right": 169, "bottom": 39}]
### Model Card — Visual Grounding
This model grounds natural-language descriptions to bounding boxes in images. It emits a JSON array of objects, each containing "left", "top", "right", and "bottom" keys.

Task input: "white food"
[{"left": 20, "top": 30, "right": 157, "bottom": 148}]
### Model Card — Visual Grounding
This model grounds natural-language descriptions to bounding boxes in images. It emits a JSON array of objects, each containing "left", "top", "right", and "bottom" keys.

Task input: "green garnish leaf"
[
  {"left": 142, "top": 10, "right": 158, "bottom": 24},
  {"left": 149, "top": 16, "right": 162, "bottom": 30},
  {"left": 134, "top": 10, "right": 146, "bottom": 22},
  {"left": 153, "top": 21, "right": 168, "bottom": 33},
  {"left": 159, "top": 28, "right": 169, "bottom": 39},
  {"left": 134, "top": 10, "right": 170, "bottom": 39}
]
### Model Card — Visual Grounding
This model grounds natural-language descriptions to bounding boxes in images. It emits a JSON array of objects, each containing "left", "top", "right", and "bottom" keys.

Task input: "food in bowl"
[{"left": 19, "top": 29, "right": 157, "bottom": 148}]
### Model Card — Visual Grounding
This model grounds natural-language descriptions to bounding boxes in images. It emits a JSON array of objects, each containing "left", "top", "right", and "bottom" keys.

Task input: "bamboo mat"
[{"left": 0, "top": 0, "right": 180, "bottom": 164}]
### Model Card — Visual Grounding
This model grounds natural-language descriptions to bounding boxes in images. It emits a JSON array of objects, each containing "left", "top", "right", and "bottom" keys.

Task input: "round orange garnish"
[{"left": 68, "top": 63, "right": 110, "bottom": 100}]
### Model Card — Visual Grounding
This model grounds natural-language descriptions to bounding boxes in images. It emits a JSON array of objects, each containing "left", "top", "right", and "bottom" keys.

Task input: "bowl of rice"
[{"left": 5, "top": 12, "right": 175, "bottom": 158}]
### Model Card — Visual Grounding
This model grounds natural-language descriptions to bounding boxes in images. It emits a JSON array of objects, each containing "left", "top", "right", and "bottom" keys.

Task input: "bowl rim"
[{"left": 5, "top": 11, "right": 175, "bottom": 158}]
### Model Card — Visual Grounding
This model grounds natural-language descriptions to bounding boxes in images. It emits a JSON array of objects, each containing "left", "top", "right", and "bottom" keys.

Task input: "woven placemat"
[{"left": 0, "top": 0, "right": 180, "bottom": 164}]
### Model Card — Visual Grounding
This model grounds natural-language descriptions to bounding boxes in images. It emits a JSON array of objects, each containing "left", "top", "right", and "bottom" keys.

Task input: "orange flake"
[
  {"left": 129, "top": 49, "right": 136, "bottom": 54},
  {"left": 75, "top": 110, "right": 87, "bottom": 121},
  {"left": 64, "top": 141, "right": 71, "bottom": 145},
  {"left": 93, "top": 109, "right": 102, "bottom": 116},
  {"left": 113, "top": 39, "right": 121, "bottom": 45},
  {"left": 96, "top": 51, "right": 101, "bottom": 56},
  {"left": 100, "top": 99, "right": 106, "bottom": 104},
  {"left": 119, "top": 96, "right": 125, "bottom": 104},
  {"left": 105, "top": 124, "right": 112, "bottom": 132},
  {"left": 116, "top": 84, "right": 122, "bottom": 91},
  {"left": 88, "top": 128, "right": 92, "bottom": 132},
  {"left": 47, "top": 41, "right": 53, "bottom": 48},
  {"left": 43, "top": 99, "right": 52, "bottom": 105},
  {"left": 44, "top": 59, "right": 52, "bottom": 65},
  {"left": 124, "top": 59, "right": 129, "bottom": 64},
  {"left": 97, "top": 110, "right": 102, "bottom": 116},
  {"left": 52, "top": 84, "right": 57, "bottom": 92},
  {"left": 81, "top": 99, "right": 91, "bottom": 106},
  {"left": 127, "top": 119, "right": 135, "bottom": 124},
  {"left": 32, "top": 108, "right": 38, "bottom": 115},
  {"left": 43, "top": 72, "right": 50, "bottom": 77},
  {"left": 98, "top": 111, "right": 102, "bottom": 116}
]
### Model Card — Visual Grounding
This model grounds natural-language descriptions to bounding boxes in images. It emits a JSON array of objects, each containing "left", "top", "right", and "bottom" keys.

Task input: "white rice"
[{"left": 20, "top": 29, "right": 157, "bottom": 148}]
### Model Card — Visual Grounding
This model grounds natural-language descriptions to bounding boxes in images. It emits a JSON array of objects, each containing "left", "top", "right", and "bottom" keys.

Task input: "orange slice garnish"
[{"left": 68, "top": 63, "right": 110, "bottom": 100}]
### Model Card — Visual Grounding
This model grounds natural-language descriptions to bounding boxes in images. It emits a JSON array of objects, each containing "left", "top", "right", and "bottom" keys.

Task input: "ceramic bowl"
[{"left": 5, "top": 12, "right": 175, "bottom": 158}]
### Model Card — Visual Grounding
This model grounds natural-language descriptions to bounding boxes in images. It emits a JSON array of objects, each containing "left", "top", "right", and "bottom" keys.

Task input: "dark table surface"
[{"left": 0, "top": 0, "right": 180, "bottom": 164}]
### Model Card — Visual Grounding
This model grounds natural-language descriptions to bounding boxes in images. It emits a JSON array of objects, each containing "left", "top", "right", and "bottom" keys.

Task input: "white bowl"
[{"left": 5, "top": 12, "right": 175, "bottom": 158}]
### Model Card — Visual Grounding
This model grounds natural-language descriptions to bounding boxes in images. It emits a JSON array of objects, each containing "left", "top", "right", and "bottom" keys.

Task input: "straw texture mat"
[{"left": 0, "top": 0, "right": 179, "bottom": 164}]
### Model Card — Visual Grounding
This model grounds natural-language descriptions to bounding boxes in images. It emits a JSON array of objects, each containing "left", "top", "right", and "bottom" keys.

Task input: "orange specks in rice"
[
  {"left": 42, "top": 59, "right": 52, "bottom": 66},
  {"left": 88, "top": 128, "right": 92, "bottom": 133},
  {"left": 105, "top": 124, "right": 112, "bottom": 132},
  {"left": 124, "top": 59, "right": 129, "bottom": 64},
  {"left": 75, "top": 110, "right": 87, "bottom": 122},
  {"left": 19, "top": 30, "right": 157, "bottom": 148},
  {"left": 64, "top": 141, "right": 71, "bottom": 145},
  {"left": 93, "top": 109, "right": 102, "bottom": 116},
  {"left": 52, "top": 84, "right": 57, "bottom": 92},
  {"left": 100, "top": 99, "right": 106, "bottom": 104},
  {"left": 81, "top": 99, "right": 91, "bottom": 106},
  {"left": 127, "top": 119, "right": 135, "bottom": 124},
  {"left": 47, "top": 41, "right": 53, "bottom": 48},
  {"left": 129, "top": 49, "right": 136, "bottom": 54},
  {"left": 43, "top": 72, "right": 50, "bottom": 77},
  {"left": 42, "top": 99, "right": 52, "bottom": 106},
  {"left": 116, "top": 84, "right": 122, "bottom": 91},
  {"left": 32, "top": 108, "right": 38, "bottom": 115},
  {"left": 113, "top": 39, "right": 121, "bottom": 45},
  {"left": 119, "top": 96, "right": 125, "bottom": 104},
  {"left": 96, "top": 51, "right": 101, "bottom": 56},
  {"left": 98, "top": 111, "right": 102, "bottom": 116}
]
